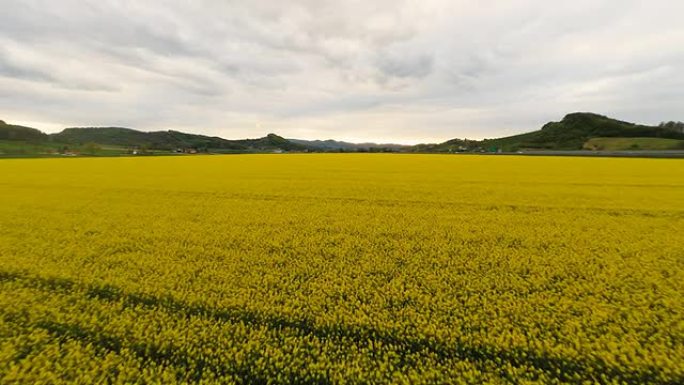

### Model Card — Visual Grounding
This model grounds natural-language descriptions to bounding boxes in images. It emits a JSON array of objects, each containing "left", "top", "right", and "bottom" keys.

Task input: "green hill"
[
  {"left": 0, "top": 120, "right": 310, "bottom": 156},
  {"left": 289, "top": 138, "right": 408, "bottom": 151},
  {"left": 50, "top": 127, "right": 308, "bottom": 152},
  {"left": 417, "top": 113, "right": 684, "bottom": 152},
  {"left": 0, "top": 120, "right": 49, "bottom": 141},
  {"left": 53, "top": 127, "right": 234, "bottom": 150},
  {"left": 482, "top": 113, "right": 684, "bottom": 151},
  {"left": 242, "top": 133, "right": 310, "bottom": 152}
]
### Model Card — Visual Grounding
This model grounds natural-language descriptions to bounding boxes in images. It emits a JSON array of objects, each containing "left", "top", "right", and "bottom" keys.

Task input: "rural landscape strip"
[{"left": 2, "top": 113, "right": 684, "bottom": 157}]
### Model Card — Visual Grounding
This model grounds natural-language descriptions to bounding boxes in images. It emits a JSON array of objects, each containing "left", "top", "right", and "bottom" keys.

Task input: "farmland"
[
  {"left": 583, "top": 137, "right": 684, "bottom": 151},
  {"left": 0, "top": 154, "right": 683, "bottom": 384}
]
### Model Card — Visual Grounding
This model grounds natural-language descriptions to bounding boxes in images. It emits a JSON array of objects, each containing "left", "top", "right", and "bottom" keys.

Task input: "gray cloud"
[
  {"left": 0, "top": 54, "right": 54, "bottom": 82},
  {"left": 0, "top": 0, "right": 683, "bottom": 143}
]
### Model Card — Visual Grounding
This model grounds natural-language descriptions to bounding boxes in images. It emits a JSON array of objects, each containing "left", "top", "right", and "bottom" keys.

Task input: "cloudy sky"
[{"left": 1, "top": 0, "right": 682, "bottom": 143}]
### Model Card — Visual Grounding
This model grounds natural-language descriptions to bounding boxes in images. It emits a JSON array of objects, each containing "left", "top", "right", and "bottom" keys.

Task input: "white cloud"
[{"left": 0, "top": 0, "right": 682, "bottom": 143}]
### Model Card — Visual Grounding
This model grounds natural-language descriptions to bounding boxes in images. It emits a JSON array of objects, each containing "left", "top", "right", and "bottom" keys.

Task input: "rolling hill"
[
  {"left": 479, "top": 113, "right": 684, "bottom": 151},
  {"left": 51, "top": 127, "right": 308, "bottom": 152},
  {"left": 417, "top": 113, "right": 684, "bottom": 152},
  {"left": 0, "top": 120, "right": 49, "bottom": 142},
  {"left": 1, "top": 121, "right": 310, "bottom": 156},
  {"left": 289, "top": 138, "right": 408, "bottom": 151}
]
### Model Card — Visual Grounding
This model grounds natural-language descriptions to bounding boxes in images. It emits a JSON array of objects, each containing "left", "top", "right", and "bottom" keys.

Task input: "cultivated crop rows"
[{"left": 1, "top": 155, "right": 683, "bottom": 384}]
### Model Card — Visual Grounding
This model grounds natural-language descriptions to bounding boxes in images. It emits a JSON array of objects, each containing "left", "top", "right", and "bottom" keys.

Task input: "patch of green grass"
[
  {"left": 0, "top": 141, "right": 131, "bottom": 157},
  {"left": 583, "top": 137, "right": 684, "bottom": 151},
  {"left": 0, "top": 141, "right": 59, "bottom": 155}
]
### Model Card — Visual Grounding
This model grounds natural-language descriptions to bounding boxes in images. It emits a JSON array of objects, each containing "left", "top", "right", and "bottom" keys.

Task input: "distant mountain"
[
  {"left": 50, "top": 127, "right": 307, "bottom": 151},
  {"left": 0, "top": 120, "right": 312, "bottom": 154},
  {"left": 289, "top": 138, "right": 408, "bottom": 151},
  {"left": 418, "top": 113, "right": 684, "bottom": 152},
  {"left": 409, "top": 138, "right": 479, "bottom": 153},
  {"left": 242, "top": 133, "right": 310, "bottom": 152}
]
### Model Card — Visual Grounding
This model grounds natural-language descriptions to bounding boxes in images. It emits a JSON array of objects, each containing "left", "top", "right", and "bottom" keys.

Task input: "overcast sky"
[{"left": 1, "top": 0, "right": 682, "bottom": 143}]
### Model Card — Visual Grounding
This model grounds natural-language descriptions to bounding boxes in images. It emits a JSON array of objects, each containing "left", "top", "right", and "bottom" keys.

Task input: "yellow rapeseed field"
[{"left": 1, "top": 154, "right": 683, "bottom": 384}]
